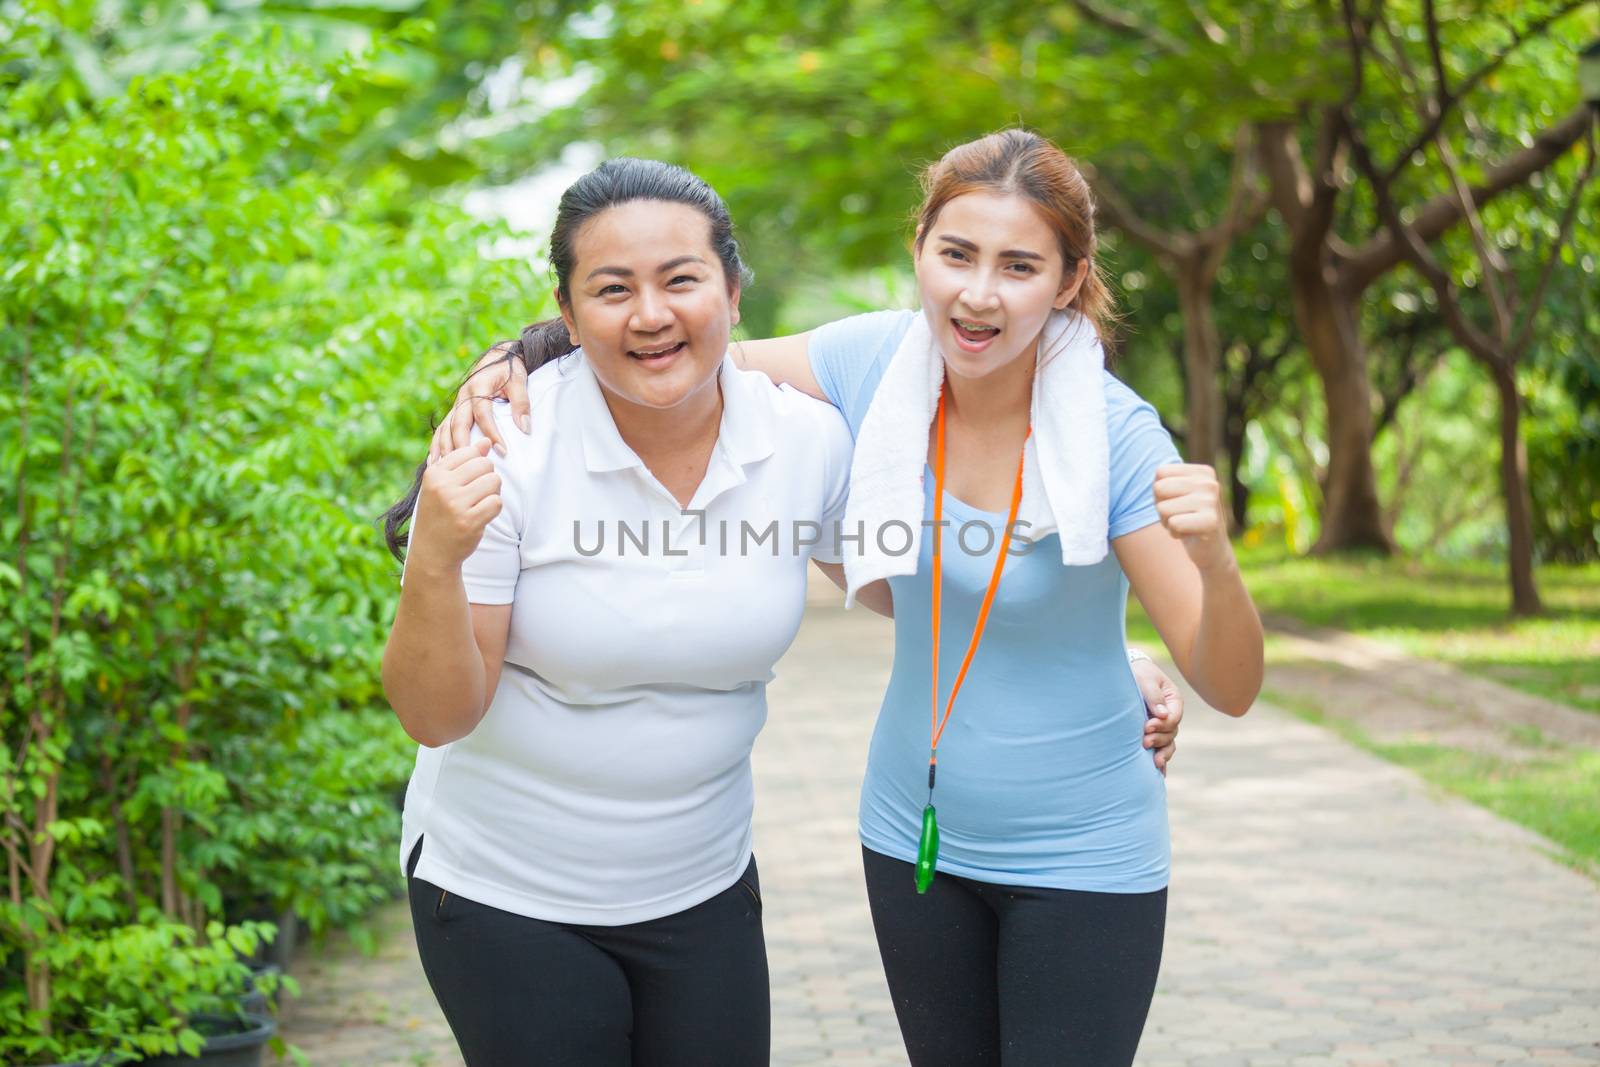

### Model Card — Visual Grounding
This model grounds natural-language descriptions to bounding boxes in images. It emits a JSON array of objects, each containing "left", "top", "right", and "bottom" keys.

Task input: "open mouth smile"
[
  {"left": 628, "top": 340, "right": 687, "bottom": 361},
  {"left": 951, "top": 318, "right": 1001, "bottom": 351}
]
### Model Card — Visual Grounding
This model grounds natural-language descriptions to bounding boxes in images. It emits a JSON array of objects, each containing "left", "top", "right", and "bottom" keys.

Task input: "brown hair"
[{"left": 913, "top": 129, "right": 1117, "bottom": 346}]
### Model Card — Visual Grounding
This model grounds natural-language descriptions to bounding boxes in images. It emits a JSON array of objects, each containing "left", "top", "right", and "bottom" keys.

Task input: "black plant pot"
[
  {"left": 238, "top": 963, "right": 282, "bottom": 1017},
  {"left": 138, "top": 1013, "right": 275, "bottom": 1066},
  {"left": 242, "top": 910, "right": 298, "bottom": 971}
]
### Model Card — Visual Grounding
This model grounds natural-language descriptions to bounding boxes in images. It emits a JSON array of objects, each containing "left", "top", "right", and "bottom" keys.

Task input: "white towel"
[{"left": 841, "top": 309, "right": 1109, "bottom": 607}]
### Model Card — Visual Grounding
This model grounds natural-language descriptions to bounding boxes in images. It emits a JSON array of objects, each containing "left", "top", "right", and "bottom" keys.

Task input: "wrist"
[
  {"left": 404, "top": 547, "right": 464, "bottom": 586},
  {"left": 1195, "top": 546, "right": 1240, "bottom": 581}
]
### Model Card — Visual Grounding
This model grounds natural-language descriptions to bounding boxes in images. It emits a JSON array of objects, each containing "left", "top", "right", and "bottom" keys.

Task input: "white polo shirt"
[{"left": 399, "top": 350, "right": 853, "bottom": 925}]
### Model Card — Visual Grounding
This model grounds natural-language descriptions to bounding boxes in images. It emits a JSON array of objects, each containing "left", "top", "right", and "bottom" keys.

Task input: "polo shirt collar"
[{"left": 574, "top": 351, "right": 775, "bottom": 477}]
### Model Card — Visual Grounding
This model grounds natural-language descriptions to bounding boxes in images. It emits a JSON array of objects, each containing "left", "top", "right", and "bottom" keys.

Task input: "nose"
[
  {"left": 630, "top": 287, "right": 675, "bottom": 334},
  {"left": 959, "top": 268, "right": 1002, "bottom": 314}
]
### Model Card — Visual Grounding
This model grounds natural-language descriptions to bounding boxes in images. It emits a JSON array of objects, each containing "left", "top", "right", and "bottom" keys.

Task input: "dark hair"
[
  {"left": 382, "top": 158, "right": 748, "bottom": 561},
  {"left": 915, "top": 129, "right": 1118, "bottom": 347}
]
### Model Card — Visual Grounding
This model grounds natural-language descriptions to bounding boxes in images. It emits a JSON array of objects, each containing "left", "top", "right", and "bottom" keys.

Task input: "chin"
[
  {"left": 940, "top": 349, "right": 1010, "bottom": 381},
  {"left": 623, "top": 385, "right": 695, "bottom": 410},
  {"left": 638, "top": 371, "right": 718, "bottom": 409}
]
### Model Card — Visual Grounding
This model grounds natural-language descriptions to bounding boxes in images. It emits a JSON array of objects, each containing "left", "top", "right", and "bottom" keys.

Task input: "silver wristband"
[{"left": 1126, "top": 647, "right": 1153, "bottom": 666}]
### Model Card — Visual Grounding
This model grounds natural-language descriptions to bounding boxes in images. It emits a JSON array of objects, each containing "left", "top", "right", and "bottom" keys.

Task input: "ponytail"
[
  {"left": 1069, "top": 260, "right": 1121, "bottom": 364},
  {"left": 509, "top": 316, "right": 578, "bottom": 375}
]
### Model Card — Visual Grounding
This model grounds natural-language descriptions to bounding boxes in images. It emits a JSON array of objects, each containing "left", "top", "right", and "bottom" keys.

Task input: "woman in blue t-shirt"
[{"left": 436, "top": 130, "right": 1262, "bottom": 1066}]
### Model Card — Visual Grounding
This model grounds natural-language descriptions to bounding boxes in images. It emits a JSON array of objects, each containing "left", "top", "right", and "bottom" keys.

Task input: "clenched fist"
[
  {"left": 412, "top": 438, "right": 503, "bottom": 573},
  {"left": 1152, "top": 463, "right": 1232, "bottom": 573}
]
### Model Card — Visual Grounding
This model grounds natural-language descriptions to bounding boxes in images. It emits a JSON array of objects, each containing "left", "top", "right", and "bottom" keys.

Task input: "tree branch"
[
  {"left": 1064, "top": 0, "right": 1191, "bottom": 54},
  {"left": 1342, "top": 105, "right": 1593, "bottom": 292},
  {"left": 1256, "top": 119, "right": 1312, "bottom": 233},
  {"left": 1433, "top": 131, "right": 1514, "bottom": 340},
  {"left": 1381, "top": 0, "right": 1591, "bottom": 186},
  {"left": 1199, "top": 124, "right": 1270, "bottom": 278},
  {"left": 1423, "top": 0, "right": 1449, "bottom": 100},
  {"left": 1185, "top": 0, "right": 1228, "bottom": 45},
  {"left": 1081, "top": 163, "right": 1184, "bottom": 259},
  {"left": 1508, "top": 128, "right": 1598, "bottom": 361},
  {"left": 1345, "top": 113, "right": 1502, "bottom": 367}
]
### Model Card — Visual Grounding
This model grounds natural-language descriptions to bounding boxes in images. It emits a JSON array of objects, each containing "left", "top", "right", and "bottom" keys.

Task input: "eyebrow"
[
  {"left": 936, "top": 234, "right": 1046, "bottom": 262},
  {"left": 585, "top": 254, "right": 710, "bottom": 282}
]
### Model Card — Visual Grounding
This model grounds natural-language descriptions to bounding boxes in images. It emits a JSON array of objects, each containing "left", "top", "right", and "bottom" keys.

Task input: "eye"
[
  {"left": 668, "top": 274, "right": 701, "bottom": 287},
  {"left": 1007, "top": 262, "right": 1036, "bottom": 274},
  {"left": 598, "top": 284, "right": 628, "bottom": 296},
  {"left": 939, "top": 248, "right": 969, "bottom": 262}
]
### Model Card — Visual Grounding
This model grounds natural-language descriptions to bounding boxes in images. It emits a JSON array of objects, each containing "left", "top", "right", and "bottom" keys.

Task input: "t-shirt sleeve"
[
  {"left": 1106, "top": 375, "right": 1183, "bottom": 541},
  {"left": 425, "top": 407, "right": 524, "bottom": 605},
  {"left": 806, "top": 309, "right": 917, "bottom": 434},
  {"left": 811, "top": 401, "right": 855, "bottom": 565}
]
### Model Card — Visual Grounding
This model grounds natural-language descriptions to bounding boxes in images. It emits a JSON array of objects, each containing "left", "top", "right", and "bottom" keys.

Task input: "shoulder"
[
  {"left": 727, "top": 361, "right": 852, "bottom": 442},
  {"left": 1101, "top": 370, "right": 1181, "bottom": 528},
  {"left": 466, "top": 352, "right": 587, "bottom": 481},
  {"left": 1101, "top": 370, "right": 1167, "bottom": 438},
  {"left": 808, "top": 308, "right": 918, "bottom": 430},
  {"left": 781, "top": 382, "right": 854, "bottom": 453},
  {"left": 811, "top": 308, "right": 917, "bottom": 365},
  {"left": 724, "top": 364, "right": 854, "bottom": 491}
]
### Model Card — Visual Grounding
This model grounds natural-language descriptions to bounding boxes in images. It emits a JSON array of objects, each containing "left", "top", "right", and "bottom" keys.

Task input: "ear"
[
  {"left": 1054, "top": 259, "right": 1091, "bottom": 311},
  {"left": 556, "top": 287, "right": 579, "bottom": 345},
  {"left": 729, "top": 282, "right": 742, "bottom": 327}
]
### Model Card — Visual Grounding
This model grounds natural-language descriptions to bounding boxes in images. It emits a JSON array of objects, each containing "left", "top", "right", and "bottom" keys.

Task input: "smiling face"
[
  {"left": 559, "top": 199, "right": 740, "bottom": 412},
  {"left": 914, "top": 191, "right": 1088, "bottom": 382}
]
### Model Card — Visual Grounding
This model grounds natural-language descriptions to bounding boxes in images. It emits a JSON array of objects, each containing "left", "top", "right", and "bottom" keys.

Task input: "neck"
[
  {"left": 942, "top": 338, "right": 1038, "bottom": 425},
  {"left": 600, "top": 375, "right": 723, "bottom": 461}
]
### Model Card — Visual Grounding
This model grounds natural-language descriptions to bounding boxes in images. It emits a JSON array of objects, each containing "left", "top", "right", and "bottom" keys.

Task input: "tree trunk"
[
  {"left": 1287, "top": 263, "right": 1393, "bottom": 553},
  {"left": 1492, "top": 366, "right": 1542, "bottom": 616},
  {"left": 1176, "top": 259, "right": 1223, "bottom": 473},
  {"left": 26, "top": 955, "right": 50, "bottom": 1036},
  {"left": 161, "top": 805, "right": 179, "bottom": 918},
  {"left": 1223, "top": 406, "right": 1251, "bottom": 532}
]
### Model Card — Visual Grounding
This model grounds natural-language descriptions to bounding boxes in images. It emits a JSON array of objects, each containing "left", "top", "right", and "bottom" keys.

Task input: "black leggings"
[
  {"left": 862, "top": 845, "right": 1166, "bottom": 1067},
  {"left": 406, "top": 839, "right": 770, "bottom": 1066}
]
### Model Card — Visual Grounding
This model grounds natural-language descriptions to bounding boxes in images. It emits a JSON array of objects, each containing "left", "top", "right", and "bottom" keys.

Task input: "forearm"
[
  {"left": 730, "top": 334, "right": 827, "bottom": 401},
  {"left": 1183, "top": 559, "right": 1263, "bottom": 716},
  {"left": 853, "top": 578, "right": 895, "bottom": 618},
  {"left": 812, "top": 561, "right": 895, "bottom": 618},
  {"left": 382, "top": 560, "right": 488, "bottom": 747}
]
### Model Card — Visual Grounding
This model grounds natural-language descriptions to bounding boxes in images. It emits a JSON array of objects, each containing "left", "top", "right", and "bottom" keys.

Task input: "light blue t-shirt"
[{"left": 810, "top": 309, "right": 1181, "bottom": 893}]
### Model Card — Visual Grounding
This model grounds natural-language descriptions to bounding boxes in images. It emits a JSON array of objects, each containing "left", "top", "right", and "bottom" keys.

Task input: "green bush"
[{"left": 0, "top": 26, "right": 532, "bottom": 1062}]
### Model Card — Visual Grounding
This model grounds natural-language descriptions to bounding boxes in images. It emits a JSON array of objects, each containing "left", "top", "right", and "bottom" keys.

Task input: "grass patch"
[
  {"left": 1231, "top": 548, "right": 1600, "bottom": 714},
  {"left": 1130, "top": 553, "right": 1600, "bottom": 878},
  {"left": 1262, "top": 685, "right": 1600, "bottom": 877}
]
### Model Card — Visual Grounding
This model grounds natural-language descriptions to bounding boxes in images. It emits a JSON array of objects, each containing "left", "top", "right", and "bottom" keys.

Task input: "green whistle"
[{"left": 915, "top": 804, "right": 940, "bottom": 894}]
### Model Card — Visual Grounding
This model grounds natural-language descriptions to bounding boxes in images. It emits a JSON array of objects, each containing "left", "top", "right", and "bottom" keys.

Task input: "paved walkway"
[{"left": 280, "top": 587, "right": 1600, "bottom": 1065}]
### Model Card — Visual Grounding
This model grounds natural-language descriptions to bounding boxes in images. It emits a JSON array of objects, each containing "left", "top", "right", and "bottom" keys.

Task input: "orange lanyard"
[{"left": 927, "top": 386, "right": 1030, "bottom": 779}]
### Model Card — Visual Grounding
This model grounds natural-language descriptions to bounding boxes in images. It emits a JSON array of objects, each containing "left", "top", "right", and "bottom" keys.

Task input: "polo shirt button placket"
[{"left": 667, "top": 508, "right": 706, "bottom": 577}]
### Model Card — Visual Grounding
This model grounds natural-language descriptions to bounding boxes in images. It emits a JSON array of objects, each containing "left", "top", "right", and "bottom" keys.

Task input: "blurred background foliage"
[
  {"left": 1, "top": 0, "right": 1597, "bottom": 1059},
  {"left": 14, "top": 0, "right": 1588, "bottom": 562}
]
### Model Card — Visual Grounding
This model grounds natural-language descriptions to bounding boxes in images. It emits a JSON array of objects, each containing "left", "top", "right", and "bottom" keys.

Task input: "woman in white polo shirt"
[
  {"left": 381, "top": 158, "right": 1184, "bottom": 1066},
  {"left": 380, "top": 159, "right": 863, "bottom": 1065}
]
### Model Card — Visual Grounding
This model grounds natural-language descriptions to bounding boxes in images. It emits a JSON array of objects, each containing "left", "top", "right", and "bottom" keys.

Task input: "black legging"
[
  {"left": 862, "top": 845, "right": 1166, "bottom": 1067},
  {"left": 406, "top": 839, "right": 770, "bottom": 1066}
]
